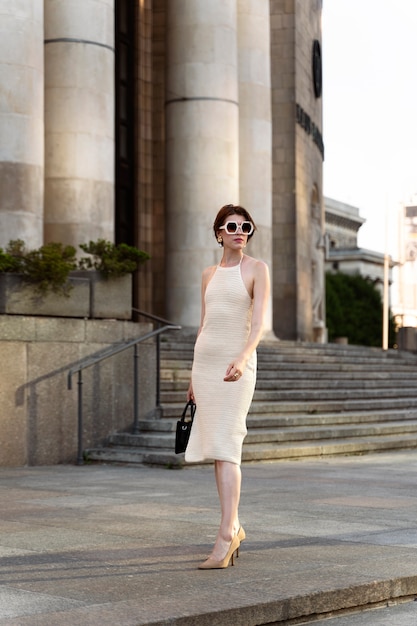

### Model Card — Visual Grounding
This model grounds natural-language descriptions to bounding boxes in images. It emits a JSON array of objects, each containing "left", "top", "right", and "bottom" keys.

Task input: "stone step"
[
  {"left": 256, "top": 345, "right": 406, "bottom": 363},
  {"left": 86, "top": 446, "right": 185, "bottom": 467},
  {"left": 158, "top": 386, "right": 417, "bottom": 403},
  {"left": 161, "top": 378, "right": 417, "bottom": 392},
  {"left": 157, "top": 396, "right": 417, "bottom": 419},
  {"left": 250, "top": 396, "right": 417, "bottom": 414},
  {"left": 85, "top": 431, "right": 417, "bottom": 467},
  {"left": 161, "top": 352, "right": 417, "bottom": 374},
  {"left": 246, "top": 420, "right": 417, "bottom": 444},
  {"left": 136, "top": 408, "right": 417, "bottom": 432},
  {"left": 161, "top": 351, "right": 416, "bottom": 371},
  {"left": 256, "top": 369, "right": 417, "bottom": 379},
  {"left": 162, "top": 369, "right": 417, "bottom": 382},
  {"left": 247, "top": 408, "right": 417, "bottom": 428},
  {"left": 106, "top": 419, "right": 417, "bottom": 450},
  {"left": 161, "top": 340, "right": 417, "bottom": 362},
  {"left": 240, "top": 433, "right": 417, "bottom": 462},
  {"left": 261, "top": 342, "right": 416, "bottom": 358},
  {"left": 253, "top": 387, "right": 417, "bottom": 401}
]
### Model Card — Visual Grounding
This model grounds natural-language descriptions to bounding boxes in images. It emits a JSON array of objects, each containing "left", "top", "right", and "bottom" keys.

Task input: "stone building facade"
[{"left": 1, "top": 0, "right": 324, "bottom": 341}]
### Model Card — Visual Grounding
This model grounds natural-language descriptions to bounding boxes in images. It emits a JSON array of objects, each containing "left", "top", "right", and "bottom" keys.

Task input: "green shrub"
[
  {"left": 0, "top": 239, "right": 150, "bottom": 296},
  {"left": 78, "top": 239, "right": 150, "bottom": 277},
  {"left": 24, "top": 242, "right": 78, "bottom": 295},
  {"left": 0, "top": 240, "right": 25, "bottom": 273},
  {"left": 326, "top": 272, "right": 396, "bottom": 347},
  {"left": 0, "top": 240, "right": 78, "bottom": 296}
]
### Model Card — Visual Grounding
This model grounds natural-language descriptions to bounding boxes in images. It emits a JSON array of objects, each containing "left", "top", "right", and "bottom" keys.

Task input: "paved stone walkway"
[{"left": 1, "top": 451, "right": 417, "bottom": 625}]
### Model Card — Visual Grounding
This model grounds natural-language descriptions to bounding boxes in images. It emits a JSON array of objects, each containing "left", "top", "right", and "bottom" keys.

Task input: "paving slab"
[
  {"left": 305, "top": 599, "right": 417, "bottom": 625},
  {"left": 0, "top": 452, "right": 417, "bottom": 625}
]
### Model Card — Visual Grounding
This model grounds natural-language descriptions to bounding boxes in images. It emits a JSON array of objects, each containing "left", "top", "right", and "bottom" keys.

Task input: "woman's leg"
[{"left": 210, "top": 460, "right": 241, "bottom": 559}]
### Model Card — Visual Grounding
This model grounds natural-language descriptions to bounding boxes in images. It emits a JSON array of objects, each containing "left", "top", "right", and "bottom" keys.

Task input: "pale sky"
[{"left": 322, "top": 0, "right": 417, "bottom": 257}]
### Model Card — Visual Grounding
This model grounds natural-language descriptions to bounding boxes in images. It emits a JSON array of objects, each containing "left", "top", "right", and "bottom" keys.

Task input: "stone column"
[
  {"left": 44, "top": 0, "right": 115, "bottom": 246},
  {"left": 165, "top": 0, "right": 239, "bottom": 326},
  {"left": 0, "top": 0, "right": 44, "bottom": 248},
  {"left": 237, "top": 0, "right": 273, "bottom": 332}
]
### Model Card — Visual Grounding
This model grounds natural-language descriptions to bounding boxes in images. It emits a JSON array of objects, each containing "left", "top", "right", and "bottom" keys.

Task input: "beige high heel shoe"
[
  {"left": 198, "top": 534, "right": 240, "bottom": 569},
  {"left": 236, "top": 526, "right": 246, "bottom": 557}
]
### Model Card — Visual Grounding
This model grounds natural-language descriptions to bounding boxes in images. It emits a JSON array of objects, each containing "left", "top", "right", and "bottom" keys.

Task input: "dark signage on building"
[{"left": 296, "top": 103, "right": 324, "bottom": 160}]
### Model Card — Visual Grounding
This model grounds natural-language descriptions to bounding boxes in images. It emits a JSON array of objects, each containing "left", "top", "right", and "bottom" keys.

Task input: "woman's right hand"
[{"left": 187, "top": 382, "right": 195, "bottom": 403}]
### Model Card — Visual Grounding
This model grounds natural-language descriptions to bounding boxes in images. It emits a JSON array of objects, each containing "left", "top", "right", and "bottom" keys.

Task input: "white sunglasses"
[{"left": 219, "top": 221, "right": 254, "bottom": 235}]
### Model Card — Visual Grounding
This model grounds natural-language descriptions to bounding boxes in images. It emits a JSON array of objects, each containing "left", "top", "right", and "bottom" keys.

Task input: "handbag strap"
[{"left": 181, "top": 400, "right": 196, "bottom": 422}]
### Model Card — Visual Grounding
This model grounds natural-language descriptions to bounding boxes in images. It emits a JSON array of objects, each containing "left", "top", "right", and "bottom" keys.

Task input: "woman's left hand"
[{"left": 224, "top": 360, "right": 245, "bottom": 382}]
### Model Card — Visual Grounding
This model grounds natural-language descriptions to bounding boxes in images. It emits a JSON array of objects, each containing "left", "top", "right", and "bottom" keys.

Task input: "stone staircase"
[{"left": 85, "top": 329, "right": 417, "bottom": 466}]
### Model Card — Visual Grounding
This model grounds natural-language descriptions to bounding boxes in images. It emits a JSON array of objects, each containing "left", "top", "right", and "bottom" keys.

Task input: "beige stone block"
[
  {"left": 99, "top": 323, "right": 141, "bottom": 348},
  {"left": 0, "top": 12, "right": 43, "bottom": 68},
  {"left": 183, "top": 62, "right": 238, "bottom": 100},
  {"left": 0, "top": 163, "right": 43, "bottom": 248},
  {"left": 0, "top": 343, "right": 28, "bottom": 466},
  {"left": 89, "top": 273, "right": 132, "bottom": 320},
  {"left": 167, "top": 0, "right": 236, "bottom": 28},
  {"left": 168, "top": 135, "right": 238, "bottom": 181},
  {"left": 45, "top": 43, "right": 115, "bottom": 106},
  {"left": 0, "top": 65, "right": 43, "bottom": 119},
  {"left": 44, "top": 217, "right": 114, "bottom": 251},
  {"left": 239, "top": 84, "right": 272, "bottom": 118},
  {"left": 166, "top": 173, "right": 238, "bottom": 228},
  {"left": 34, "top": 317, "right": 87, "bottom": 343},
  {"left": 44, "top": 131, "right": 114, "bottom": 183},
  {"left": 168, "top": 24, "right": 235, "bottom": 66},
  {"left": 45, "top": 84, "right": 113, "bottom": 137},
  {"left": 167, "top": 101, "right": 239, "bottom": 144},
  {"left": 85, "top": 319, "right": 127, "bottom": 344},
  {"left": 44, "top": 177, "right": 112, "bottom": 225},
  {"left": 45, "top": 0, "right": 114, "bottom": 47},
  {"left": 238, "top": 46, "right": 270, "bottom": 86},
  {"left": 0, "top": 315, "right": 37, "bottom": 340},
  {"left": 75, "top": 133, "right": 114, "bottom": 181},
  {"left": 44, "top": 131, "right": 76, "bottom": 176},
  {"left": 26, "top": 341, "right": 81, "bottom": 464},
  {"left": 0, "top": 112, "right": 43, "bottom": 165}
]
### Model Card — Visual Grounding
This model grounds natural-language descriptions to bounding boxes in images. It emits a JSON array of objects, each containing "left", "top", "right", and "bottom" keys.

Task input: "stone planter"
[
  {"left": 86, "top": 271, "right": 132, "bottom": 320},
  {"left": 0, "top": 271, "right": 132, "bottom": 319},
  {"left": 0, "top": 273, "right": 90, "bottom": 317}
]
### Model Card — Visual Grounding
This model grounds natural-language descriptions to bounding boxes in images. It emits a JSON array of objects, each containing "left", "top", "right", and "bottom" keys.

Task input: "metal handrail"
[
  {"left": 68, "top": 312, "right": 181, "bottom": 465},
  {"left": 132, "top": 309, "right": 180, "bottom": 410}
]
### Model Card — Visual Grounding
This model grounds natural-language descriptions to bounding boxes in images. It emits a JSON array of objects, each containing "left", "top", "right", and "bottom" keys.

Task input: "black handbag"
[{"left": 175, "top": 400, "right": 196, "bottom": 454}]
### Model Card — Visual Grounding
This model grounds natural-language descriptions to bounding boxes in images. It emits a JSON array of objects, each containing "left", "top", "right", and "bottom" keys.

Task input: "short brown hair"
[{"left": 213, "top": 204, "right": 257, "bottom": 244}]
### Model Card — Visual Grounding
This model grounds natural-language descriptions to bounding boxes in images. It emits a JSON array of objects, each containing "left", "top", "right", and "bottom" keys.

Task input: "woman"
[{"left": 185, "top": 204, "right": 270, "bottom": 569}]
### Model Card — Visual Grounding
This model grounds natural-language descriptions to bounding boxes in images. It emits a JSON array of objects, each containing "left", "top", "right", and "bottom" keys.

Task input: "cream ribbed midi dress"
[{"left": 185, "top": 261, "right": 256, "bottom": 465}]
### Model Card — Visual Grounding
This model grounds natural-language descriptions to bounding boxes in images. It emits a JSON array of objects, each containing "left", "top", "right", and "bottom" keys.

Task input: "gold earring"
[{"left": 217, "top": 236, "right": 223, "bottom": 246}]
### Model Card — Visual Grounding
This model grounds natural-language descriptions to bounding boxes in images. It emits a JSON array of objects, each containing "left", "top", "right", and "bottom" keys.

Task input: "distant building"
[
  {"left": 324, "top": 197, "right": 389, "bottom": 297},
  {"left": 392, "top": 203, "right": 417, "bottom": 328}
]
